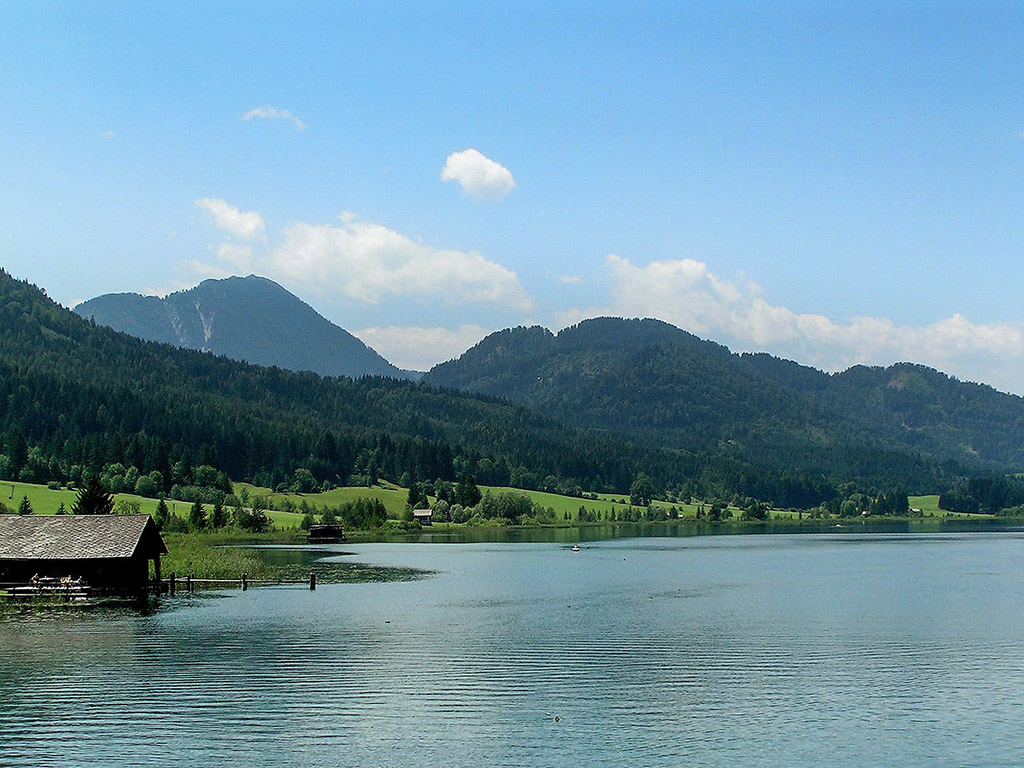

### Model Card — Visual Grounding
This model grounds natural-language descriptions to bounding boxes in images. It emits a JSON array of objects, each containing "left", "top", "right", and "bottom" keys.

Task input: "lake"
[{"left": 2, "top": 530, "right": 1024, "bottom": 767}]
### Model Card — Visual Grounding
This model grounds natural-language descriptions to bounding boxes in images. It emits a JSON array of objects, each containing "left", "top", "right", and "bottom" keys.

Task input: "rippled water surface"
[{"left": 3, "top": 532, "right": 1024, "bottom": 767}]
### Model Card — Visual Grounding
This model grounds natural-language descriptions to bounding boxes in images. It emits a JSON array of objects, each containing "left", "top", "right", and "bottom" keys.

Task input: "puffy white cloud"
[
  {"left": 242, "top": 105, "right": 307, "bottom": 131},
  {"left": 194, "top": 198, "right": 265, "bottom": 240},
  {"left": 351, "top": 324, "right": 492, "bottom": 371},
  {"left": 265, "top": 218, "right": 533, "bottom": 310},
  {"left": 567, "top": 254, "right": 1024, "bottom": 393},
  {"left": 194, "top": 209, "right": 532, "bottom": 311},
  {"left": 441, "top": 148, "right": 515, "bottom": 200}
]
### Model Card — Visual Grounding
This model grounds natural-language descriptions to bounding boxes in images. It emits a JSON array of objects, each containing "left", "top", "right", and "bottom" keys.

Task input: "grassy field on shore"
[
  {"left": 481, "top": 486, "right": 702, "bottom": 519},
  {"left": 0, "top": 479, "right": 987, "bottom": 531}
]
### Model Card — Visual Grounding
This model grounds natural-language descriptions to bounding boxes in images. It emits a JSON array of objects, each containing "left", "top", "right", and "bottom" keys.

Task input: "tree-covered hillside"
[
  {"left": 738, "top": 354, "right": 1024, "bottom": 468},
  {"left": 425, "top": 318, "right": 1024, "bottom": 477},
  {"left": 2, "top": 270, "right": 669, "bottom": 496}
]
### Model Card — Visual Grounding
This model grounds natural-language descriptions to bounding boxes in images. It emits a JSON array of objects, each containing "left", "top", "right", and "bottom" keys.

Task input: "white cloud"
[
  {"left": 195, "top": 198, "right": 265, "bottom": 240},
  {"left": 242, "top": 105, "right": 307, "bottom": 131},
  {"left": 100, "top": 129, "right": 116, "bottom": 140},
  {"left": 441, "top": 148, "right": 515, "bottom": 200},
  {"left": 351, "top": 324, "right": 492, "bottom": 371},
  {"left": 560, "top": 274, "right": 583, "bottom": 284},
  {"left": 265, "top": 218, "right": 533, "bottom": 310},
  {"left": 563, "top": 254, "right": 1024, "bottom": 394},
  {"left": 193, "top": 209, "right": 532, "bottom": 312}
]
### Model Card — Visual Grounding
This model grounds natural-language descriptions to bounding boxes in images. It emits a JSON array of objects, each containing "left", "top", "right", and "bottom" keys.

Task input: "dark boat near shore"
[{"left": 307, "top": 524, "right": 347, "bottom": 544}]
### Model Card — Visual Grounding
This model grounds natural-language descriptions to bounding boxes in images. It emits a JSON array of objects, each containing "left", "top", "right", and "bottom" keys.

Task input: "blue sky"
[{"left": 3, "top": 2, "right": 1024, "bottom": 389}]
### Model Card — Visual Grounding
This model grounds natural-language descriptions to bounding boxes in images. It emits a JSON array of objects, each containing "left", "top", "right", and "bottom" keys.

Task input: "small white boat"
[{"left": 571, "top": 544, "right": 580, "bottom": 552}]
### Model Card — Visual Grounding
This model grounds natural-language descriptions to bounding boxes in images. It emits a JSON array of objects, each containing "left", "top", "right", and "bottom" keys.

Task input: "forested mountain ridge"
[
  {"left": 425, "top": 318, "right": 1024, "bottom": 472},
  {"left": 738, "top": 354, "right": 1024, "bottom": 468},
  {"left": 2, "top": 269, "right": 678, "bottom": 495},
  {"left": 75, "top": 275, "right": 417, "bottom": 380}
]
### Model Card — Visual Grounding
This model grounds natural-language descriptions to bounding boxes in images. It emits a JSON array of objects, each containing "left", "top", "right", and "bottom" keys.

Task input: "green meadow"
[
  {"left": 0, "top": 481, "right": 165, "bottom": 517},
  {"left": 482, "top": 486, "right": 701, "bottom": 520},
  {"left": 0, "top": 480, "right": 961, "bottom": 529},
  {"left": 233, "top": 479, "right": 408, "bottom": 509},
  {"left": 908, "top": 494, "right": 990, "bottom": 518}
]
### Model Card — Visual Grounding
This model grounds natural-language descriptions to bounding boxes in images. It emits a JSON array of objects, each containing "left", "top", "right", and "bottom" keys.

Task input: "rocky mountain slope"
[{"left": 75, "top": 275, "right": 415, "bottom": 380}]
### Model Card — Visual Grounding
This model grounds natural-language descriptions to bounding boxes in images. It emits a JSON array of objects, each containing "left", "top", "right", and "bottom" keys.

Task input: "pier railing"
[
  {"left": 0, "top": 579, "right": 92, "bottom": 600},
  {"left": 1, "top": 572, "right": 317, "bottom": 601},
  {"left": 157, "top": 571, "right": 317, "bottom": 594}
]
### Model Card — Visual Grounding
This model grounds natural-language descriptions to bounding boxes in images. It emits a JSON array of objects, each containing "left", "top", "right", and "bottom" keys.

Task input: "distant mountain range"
[
  {"left": 423, "top": 318, "right": 1024, "bottom": 472},
  {"left": 69, "top": 273, "right": 1024, "bottom": 493},
  {"left": 75, "top": 275, "right": 417, "bottom": 380}
]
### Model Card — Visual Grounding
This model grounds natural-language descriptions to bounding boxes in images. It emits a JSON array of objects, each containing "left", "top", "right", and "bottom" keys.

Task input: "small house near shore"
[
  {"left": 412, "top": 508, "right": 433, "bottom": 525},
  {"left": 0, "top": 514, "right": 166, "bottom": 594}
]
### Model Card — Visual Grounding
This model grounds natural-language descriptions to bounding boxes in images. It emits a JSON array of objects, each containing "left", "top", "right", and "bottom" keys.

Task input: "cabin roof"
[{"left": 0, "top": 515, "right": 167, "bottom": 561}]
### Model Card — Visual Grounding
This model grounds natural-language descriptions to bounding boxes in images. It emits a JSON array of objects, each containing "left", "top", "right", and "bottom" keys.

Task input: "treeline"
[
  {"left": 939, "top": 475, "right": 1024, "bottom": 515},
  {"left": 426, "top": 319, "right": 1024, "bottom": 488}
]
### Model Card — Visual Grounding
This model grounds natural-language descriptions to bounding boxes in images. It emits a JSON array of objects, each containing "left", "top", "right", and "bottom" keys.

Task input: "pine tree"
[
  {"left": 72, "top": 475, "right": 114, "bottom": 515},
  {"left": 17, "top": 495, "right": 33, "bottom": 515},
  {"left": 154, "top": 497, "right": 170, "bottom": 529},
  {"left": 455, "top": 475, "right": 481, "bottom": 508},
  {"left": 211, "top": 498, "right": 228, "bottom": 528},
  {"left": 188, "top": 499, "right": 207, "bottom": 530},
  {"left": 56, "top": 502, "right": 67, "bottom": 515}
]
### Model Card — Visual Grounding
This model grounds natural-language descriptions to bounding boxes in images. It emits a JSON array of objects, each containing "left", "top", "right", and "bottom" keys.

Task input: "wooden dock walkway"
[
  {"left": 1, "top": 572, "right": 317, "bottom": 603},
  {"left": 158, "top": 571, "right": 317, "bottom": 594},
  {"left": 1, "top": 577, "right": 92, "bottom": 601}
]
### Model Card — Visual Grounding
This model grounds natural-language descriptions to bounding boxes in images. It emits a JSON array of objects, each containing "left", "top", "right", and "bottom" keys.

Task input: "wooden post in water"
[
  {"left": 169, "top": 572, "right": 176, "bottom": 596},
  {"left": 309, "top": 572, "right": 316, "bottom": 591},
  {"left": 241, "top": 573, "right": 248, "bottom": 591},
  {"left": 186, "top": 574, "right": 193, "bottom": 593}
]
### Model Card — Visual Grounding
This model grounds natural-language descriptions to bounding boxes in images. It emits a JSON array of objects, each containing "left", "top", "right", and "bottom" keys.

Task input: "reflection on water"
[
  {"left": 2, "top": 533, "right": 1024, "bottom": 767},
  {"left": 373, "top": 516, "right": 1024, "bottom": 544}
]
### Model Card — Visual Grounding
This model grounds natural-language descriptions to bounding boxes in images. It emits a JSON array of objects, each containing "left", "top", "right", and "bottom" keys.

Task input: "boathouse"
[
  {"left": 0, "top": 514, "right": 166, "bottom": 593},
  {"left": 412, "top": 508, "right": 433, "bottom": 525},
  {"left": 307, "top": 523, "right": 346, "bottom": 543}
]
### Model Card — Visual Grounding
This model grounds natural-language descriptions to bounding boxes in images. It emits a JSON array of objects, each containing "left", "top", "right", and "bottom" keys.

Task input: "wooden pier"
[
  {"left": 2, "top": 571, "right": 317, "bottom": 604},
  {"left": 0, "top": 576, "right": 92, "bottom": 601},
  {"left": 160, "top": 571, "right": 317, "bottom": 594}
]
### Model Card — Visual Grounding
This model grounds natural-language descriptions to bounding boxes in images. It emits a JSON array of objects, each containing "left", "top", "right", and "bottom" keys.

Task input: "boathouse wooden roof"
[{"left": 0, "top": 514, "right": 167, "bottom": 561}]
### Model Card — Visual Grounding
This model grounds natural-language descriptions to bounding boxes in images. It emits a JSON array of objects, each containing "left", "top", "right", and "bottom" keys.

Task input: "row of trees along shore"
[
  {"left": 4, "top": 467, "right": 1016, "bottom": 535},
  {"left": 9, "top": 430, "right": 1018, "bottom": 521}
]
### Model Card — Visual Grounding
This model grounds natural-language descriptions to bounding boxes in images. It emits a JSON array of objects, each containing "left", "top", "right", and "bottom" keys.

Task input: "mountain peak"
[{"left": 75, "top": 274, "right": 415, "bottom": 380}]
